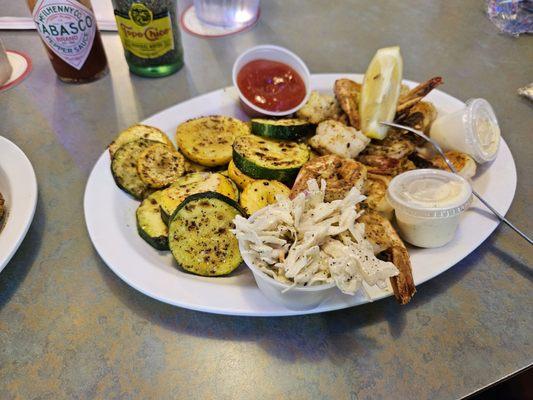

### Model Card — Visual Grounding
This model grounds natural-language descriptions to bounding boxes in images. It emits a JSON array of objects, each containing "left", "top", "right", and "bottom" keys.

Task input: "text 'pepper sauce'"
[{"left": 237, "top": 59, "right": 306, "bottom": 112}]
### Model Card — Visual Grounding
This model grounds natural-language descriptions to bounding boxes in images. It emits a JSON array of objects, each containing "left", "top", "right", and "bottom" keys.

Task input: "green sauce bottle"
[{"left": 112, "top": 0, "right": 184, "bottom": 77}]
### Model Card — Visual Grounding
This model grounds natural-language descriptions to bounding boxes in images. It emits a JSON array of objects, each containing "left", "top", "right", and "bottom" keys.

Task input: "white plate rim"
[
  {"left": 84, "top": 74, "right": 517, "bottom": 316},
  {"left": 0, "top": 136, "right": 38, "bottom": 273}
]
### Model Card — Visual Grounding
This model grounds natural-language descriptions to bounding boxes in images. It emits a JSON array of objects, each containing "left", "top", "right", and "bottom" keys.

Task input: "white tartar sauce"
[
  {"left": 387, "top": 170, "right": 472, "bottom": 248},
  {"left": 402, "top": 178, "right": 469, "bottom": 209}
]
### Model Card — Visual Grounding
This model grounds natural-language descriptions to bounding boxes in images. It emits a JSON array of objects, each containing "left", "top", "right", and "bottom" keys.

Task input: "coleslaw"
[{"left": 233, "top": 179, "right": 398, "bottom": 296}]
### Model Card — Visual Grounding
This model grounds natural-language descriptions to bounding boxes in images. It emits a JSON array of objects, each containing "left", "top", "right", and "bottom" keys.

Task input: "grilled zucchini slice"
[
  {"left": 227, "top": 160, "right": 256, "bottom": 189},
  {"left": 111, "top": 139, "right": 158, "bottom": 200},
  {"left": 232, "top": 135, "right": 310, "bottom": 185},
  {"left": 168, "top": 192, "right": 244, "bottom": 276},
  {"left": 137, "top": 143, "right": 185, "bottom": 188},
  {"left": 159, "top": 172, "right": 238, "bottom": 223},
  {"left": 251, "top": 118, "right": 314, "bottom": 140},
  {"left": 109, "top": 124, "right": 173, "bottom": 157},
  {"left": 136, "top": 191, "right": 168, "bottom": 250},
  {"left": 176, "top": 116, "right": 250, "bottom": 167},
  {"left": 240, "top": 180, "right": 290, "bottom": 215}
]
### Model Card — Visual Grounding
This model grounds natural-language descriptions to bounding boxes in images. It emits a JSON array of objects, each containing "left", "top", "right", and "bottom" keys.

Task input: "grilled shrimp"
[
  {"left": 358, "top": 211, "right": 416, "bottom": 304},
  {"left": 396, "top": 77, "right": 443, "bottom": 118},
  {"left": 290, "top": 155, "right": 367, "bottom": 202},
  {"left": 361, "top": 129, "right": 416, "bottom": 159},
  {"left": 432, "top": 151, "right": 477, "bottom": 179},
  {"left": 334, "top": 78, "right": 361, "bottom": 129},
  {"left": 357, "top": 129, "right": 417, "bottom": 175},
  {"left": 357, "top": 154, "right": 416, "bottom": 176},
  {"left": 397, "top": 101, "right": 437, "bottom": 134},
  {"left": 362, "top": 174, "right": 393, "bottom": 220}
]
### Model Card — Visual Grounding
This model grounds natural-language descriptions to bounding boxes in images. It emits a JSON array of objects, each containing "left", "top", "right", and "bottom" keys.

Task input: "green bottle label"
[{"left": 115, "top": 3, "right": 174, "bottom": 59}]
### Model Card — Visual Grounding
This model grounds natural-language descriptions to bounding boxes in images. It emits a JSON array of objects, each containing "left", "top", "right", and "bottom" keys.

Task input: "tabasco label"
[
  {"left": 114, "top": 3, "right": 174, "bottom": 59},
  {"left": 32, "top": 0, "right": 96, "bottom": 70}
]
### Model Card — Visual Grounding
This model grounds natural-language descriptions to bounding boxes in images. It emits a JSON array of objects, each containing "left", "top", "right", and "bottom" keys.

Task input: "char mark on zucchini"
[{"left": 232, "top": 134, "right": 310, "bottom": 185}]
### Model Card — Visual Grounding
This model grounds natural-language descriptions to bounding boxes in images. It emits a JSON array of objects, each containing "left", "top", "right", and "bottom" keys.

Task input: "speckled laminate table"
[{"left": 1, "top": 1, "right": 532, "bottom": 399}]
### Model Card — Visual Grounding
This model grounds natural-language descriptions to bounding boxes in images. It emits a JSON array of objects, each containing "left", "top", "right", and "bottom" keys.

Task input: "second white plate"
[{"left": 0, "top": 136, "right": 38, "bottom": 273}]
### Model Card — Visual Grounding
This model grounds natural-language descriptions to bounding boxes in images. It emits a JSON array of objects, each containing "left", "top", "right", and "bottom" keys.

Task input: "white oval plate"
[
  {"left": 0, "top": 136, "right": 38, "bottom": 273},
  {"left": 84, "top": 74, "right": 517, "bottom": 316}
]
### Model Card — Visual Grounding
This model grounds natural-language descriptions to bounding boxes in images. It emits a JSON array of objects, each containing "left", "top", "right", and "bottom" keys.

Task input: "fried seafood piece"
[
  {"left": 296, "top": 91, "right": 343, "bottom": 124},
  {"left": 431, "top": 151, "right": 477, "bottom": 179},
  {"left": 290, "top": 155, "right": 367, "bottom": 202},
  {"left": 357, "top": 154, "right": 416, "bottom": 176},
  {"left": 359, "top": 211, "right": 416, "bottom": 304},
  {"left": 397, "top": 101, "right": 437, "bottom": 134},
  {"left": 408, "top": 152, "right": 435, "bottom": 169},
  {"left": 309, "top": 120, "right": 370, "bottom": 158},
  {"left": 334, "top": 78, "right": 361, "bottom": 129},
  {"left": 362, "top": 174, "right": 393, "bottom": 220},
  {"left": 360, "top": 129, "right": 416, "bottom": 160},
  {"left": 396, "top": 77, "right": 443, "bottom": 117}
]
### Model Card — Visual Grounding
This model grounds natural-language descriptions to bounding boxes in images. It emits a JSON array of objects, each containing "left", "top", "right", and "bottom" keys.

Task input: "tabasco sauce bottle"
[{"left": 28, "top": 0, "right": 108, "bottom": 83}]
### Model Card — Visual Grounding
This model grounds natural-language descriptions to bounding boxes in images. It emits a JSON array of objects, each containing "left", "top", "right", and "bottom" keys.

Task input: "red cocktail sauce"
[{"left": 237, "top": 59, "right": 306, "bottom": 112}]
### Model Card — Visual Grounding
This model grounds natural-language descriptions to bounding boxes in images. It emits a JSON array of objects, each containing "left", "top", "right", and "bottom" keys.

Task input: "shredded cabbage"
[{"left": 232, "top": 179, "right": 398, "bottom": 296}]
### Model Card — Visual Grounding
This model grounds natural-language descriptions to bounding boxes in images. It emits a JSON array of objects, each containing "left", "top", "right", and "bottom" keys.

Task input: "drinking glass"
[{"left": 194, "top": 0, "right": 260, "bottom": 28}]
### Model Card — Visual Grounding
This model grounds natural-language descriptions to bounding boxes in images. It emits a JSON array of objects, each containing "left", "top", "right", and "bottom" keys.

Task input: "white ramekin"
[
  {"left": 387, "top": 169, "right": 472, "bottom": 248},
  {"left": 232, "top": 44, "right": 311, "bottom": 117},
  {"left": 239, "top": 242, "right": 337, "bottom": 310}
]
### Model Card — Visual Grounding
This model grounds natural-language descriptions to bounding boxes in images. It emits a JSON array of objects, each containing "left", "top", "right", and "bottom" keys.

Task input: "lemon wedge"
[{"left": 359, "top": 46, "right": 403, "bottom": 140}]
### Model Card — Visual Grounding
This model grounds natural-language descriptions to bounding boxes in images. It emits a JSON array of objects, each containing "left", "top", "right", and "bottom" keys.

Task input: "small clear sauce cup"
[
  {"left": 232, "top": 44, "right": 311, "bottom": 117},
  {"left": 387, "top": 169, "right": 472, "bottom": 248},
  {"left": 430, "top": 98, "right": 500, "bottom": 163}
]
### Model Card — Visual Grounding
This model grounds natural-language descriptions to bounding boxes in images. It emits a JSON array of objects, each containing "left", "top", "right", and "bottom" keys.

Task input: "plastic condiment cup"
[
  {"left": 387, "top": 169, "right": 472, "bottom": 248},
  {"left": 430, "top": 98, "right": 500, "bottom": 163},
  {"left": 239, "top": 241, "right": 337, "bottom": 310},
  {"left": 232, "top": 44, "right": 311, "bottom": 117}
]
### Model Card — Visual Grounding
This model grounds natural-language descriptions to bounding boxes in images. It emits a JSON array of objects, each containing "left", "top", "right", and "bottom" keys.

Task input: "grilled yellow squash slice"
[
  {"left": 180, "top": 149, "right": 212, "bottom": 174},
  {"left": 176, "top": 116, "right": 250, "bottom": 167},
  {"left": 137, "top": 143, "right": 185, "bottom": 188},
  {"left": 159, "top": 172, "right": 238, "bottom": 223},
  {"left": 239, "top": 179, "right": 290, "bottom": 215},
  {"left": 109, "top": 124, "right": 174, "bottom": 157},
  {"left": 227, "top": 160, "right": 256, "bottom": 190}
]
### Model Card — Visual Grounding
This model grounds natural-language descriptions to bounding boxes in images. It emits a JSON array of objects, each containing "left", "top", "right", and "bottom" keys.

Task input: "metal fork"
[{"left": 380, "top": 121, "right": 532, "bottom": 245}]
